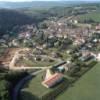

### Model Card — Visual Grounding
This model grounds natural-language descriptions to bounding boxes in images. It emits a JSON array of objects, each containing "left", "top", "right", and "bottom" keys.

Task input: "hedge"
[{"left": 40, "top": 78, "right": 69, "bottom": 100}]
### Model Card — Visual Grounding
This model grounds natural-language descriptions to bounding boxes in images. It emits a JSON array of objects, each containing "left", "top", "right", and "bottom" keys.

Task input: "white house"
[{"left": 96, "top": 53, "right": 100, "bottom": 61}]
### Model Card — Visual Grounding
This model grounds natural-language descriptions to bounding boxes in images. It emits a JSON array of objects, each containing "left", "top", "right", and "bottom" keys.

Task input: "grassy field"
[
  {"left": 77, "top": 11, "right": 100, "bottom": 23},
  {"left": 20, "top": 71, "right": 54, "bottom": 99},
  {"left": 20, "top": 59, "right": 57, "bottom": 67},
  {"left": 56, "top": 62, "right": 100, "bottom": 100},
  {"left": 20, "top": 70, "right": 68, "bottom": 100}
]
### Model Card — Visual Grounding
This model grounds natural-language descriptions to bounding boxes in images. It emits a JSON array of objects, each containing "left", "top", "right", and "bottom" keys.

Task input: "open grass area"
[
  {"left": 21, "top": 73, "right": 49, "bottom": 100},
  {"left": 56, "top": 62, "right": 100, "bottom": 100},
  {"left": 20, "top": 58, "right": 57, "bottom": 67},
  {"left": 77, "top": 11, "right": 100, "bottom": 23},
  {"left": 20, "top": 71, "right": 68, "bottom": 100},
  {"left": 20, "top": 72, "right": 51, "bottom": 99}
]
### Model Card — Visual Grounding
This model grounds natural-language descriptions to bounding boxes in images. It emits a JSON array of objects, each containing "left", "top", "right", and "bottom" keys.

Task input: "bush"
[
  {"left": 0, "top": 80, "right": 11, "bottom": 100},
  {"left": 86, "top": 60, "right": 97, "bottom": 67},
  {"left": 5, "top": 71, "right": 28, "bottom": 87}
]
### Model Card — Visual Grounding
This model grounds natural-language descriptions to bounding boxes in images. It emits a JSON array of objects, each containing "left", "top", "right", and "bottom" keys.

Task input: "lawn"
[
  {"left": 20, "top": 71, "right": 53, "bottom": 99},
  {"left": 20, "top": 71, "right": 68, "bottom": 100},
  {"left": 56, "top": 62, "right": 100, "bottom": 100}
]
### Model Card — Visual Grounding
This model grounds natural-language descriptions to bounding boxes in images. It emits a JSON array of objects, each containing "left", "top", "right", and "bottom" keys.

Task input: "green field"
[
  {"left": 56, "top": 62, "right": 100, "bottom": 100},
  {"left": 20, "top": 59, "right": 57, "bottom": 67},
  {"left": 20, "top": 71, "right": 68, "bottom": 100},
  {"left": 77, "top": 11, "right": 100, "bottom": 23},
  {"left": 20, "top": 71, "right": 53, "bottom": 99}
]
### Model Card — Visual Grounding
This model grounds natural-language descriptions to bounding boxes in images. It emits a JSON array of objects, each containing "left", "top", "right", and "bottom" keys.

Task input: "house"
[
  {"left": 79, "top": 51, "right": 93, "bottom": 61},
  {"left": 66, "top": 50, "right": 70, "bottom": 54},
  {"left": 42, "top": 44, "right": 48, "bottom": 49},
  {"left": 74, "top": 20, "right": 78, "bottom": 24},
  {"left": 42, "top": 69, "right": 63, "bottom": 88},
  {"left": 70, "top": 20, "right": 78, "bottom": 24},
  {"left": 34, "top": 56, "right": 42, "bottom": 61},
  {"left": 96, "top": 53, "right": 100, "bottom": 61},
  {"left": 86, "top": 43, "right": 93, "bottom": 48},
  {"left": 96, "top": 24, "right": 100, "bottom": 30},
  {"left": 57, "top": 66, "right": 65, "bottom": 72},
  {"left": 12, "top": 39, "right": 19, "bottom": 47},
  {"left": 73, "top": 38, "right": 85, "bottom": 46}
]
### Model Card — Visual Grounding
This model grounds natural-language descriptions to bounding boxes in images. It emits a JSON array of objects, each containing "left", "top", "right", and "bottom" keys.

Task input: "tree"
[
  {"left": 68, "top": 65, "right": 81, "bottom": 77},
  {"left": 0, "top": 80, "right": 11, "bottom": 100},
  {"left": 39, "top": 22, "right": 48, "bottom": 29}
]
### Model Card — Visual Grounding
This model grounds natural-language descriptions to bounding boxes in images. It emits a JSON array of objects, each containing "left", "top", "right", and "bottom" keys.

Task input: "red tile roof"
[{"left": 42, "top": 73, "right": 63, "bottom": 88}]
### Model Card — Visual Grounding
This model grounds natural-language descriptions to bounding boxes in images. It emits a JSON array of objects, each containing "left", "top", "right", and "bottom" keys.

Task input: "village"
[
  {"left": 0, "top": 15, "right": 100, "bottom": 66},
  {"left": 0, "top": 14, "right": 100, "bottom": 100}
]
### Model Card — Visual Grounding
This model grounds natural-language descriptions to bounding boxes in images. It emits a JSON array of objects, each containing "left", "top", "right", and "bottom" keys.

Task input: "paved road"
[{"left": 12, "top": 69, "right": 45, "bottom": 100}]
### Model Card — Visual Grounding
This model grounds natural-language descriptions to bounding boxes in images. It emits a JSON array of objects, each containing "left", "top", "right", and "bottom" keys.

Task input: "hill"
[
  {"left": 0, "top": 9, "right": 36, "bottom": 35},
  {"left": 0, "top": 1, "right": 89, "bottom": 9}
]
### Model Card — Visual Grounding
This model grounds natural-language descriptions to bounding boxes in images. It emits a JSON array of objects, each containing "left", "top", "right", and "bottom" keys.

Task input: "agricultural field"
[
  {"left": 56, "top": 63, "right": 100, "bottom": 100},
  {"left": 77, "top": 11, "right": 100, "bottom": 23}
]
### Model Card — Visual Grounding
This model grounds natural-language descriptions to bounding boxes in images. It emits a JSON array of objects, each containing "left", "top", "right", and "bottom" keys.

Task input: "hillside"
[
  {"left": 0, "top": 9, "right": 35, "bottom": 35},
  {"left": 0, "top": 3, "right": 100, "bottom": 36}
]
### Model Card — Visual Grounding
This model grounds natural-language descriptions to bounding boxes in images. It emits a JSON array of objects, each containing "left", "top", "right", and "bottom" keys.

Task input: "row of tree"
[{"left": 0, "top": 69, "right": 28, "bottom": 100}]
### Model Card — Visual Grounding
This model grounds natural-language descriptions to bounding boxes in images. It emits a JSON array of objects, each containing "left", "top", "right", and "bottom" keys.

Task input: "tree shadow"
[
  {"left": 21, "top": 75, "right": 36, "bottom": 89},
  {"left": 19, "top": 91, "right": 39, "bottom": 100}
]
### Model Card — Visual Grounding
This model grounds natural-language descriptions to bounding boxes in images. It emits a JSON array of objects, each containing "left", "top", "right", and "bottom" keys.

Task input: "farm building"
[{"left": 42, "top": 69, "right": 63, "bottom": 88}]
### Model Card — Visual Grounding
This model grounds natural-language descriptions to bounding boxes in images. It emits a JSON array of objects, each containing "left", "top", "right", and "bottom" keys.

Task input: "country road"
[{"left": 9, "top": 48, "right": 62, "bottom": 71}]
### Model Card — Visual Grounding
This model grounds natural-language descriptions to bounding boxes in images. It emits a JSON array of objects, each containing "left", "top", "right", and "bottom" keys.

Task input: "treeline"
[
  {"left": 0, "top": 3, "right": 98, "bottom": 35},
  {"left": 0, "top": 69, "right": 28, "bottom": 100},
  {"left": 41, "top": 78, "right": 69, "bottom": 100},
  {"left": 0, "top": 9, "right": 36, "bottom": 35},
  {"left": 24, "top": 4, "right": 97, "bottom": 20},
  {"left": 0, "top": 9, "right": 50, "bottom": 36},
  {"left": 0, "top": 3, "right": 99, "bottom": 36},
  {"left": 23, "top": 7, "right": 73, "bottom": 18}
]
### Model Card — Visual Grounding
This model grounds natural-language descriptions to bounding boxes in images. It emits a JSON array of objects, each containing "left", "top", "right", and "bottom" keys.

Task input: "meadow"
[
  {"left": 77, "top": 11, "right": 100, "bottom": 23},
  {"left": 57, "top": 63, "right": 100, "bottom": 100}
]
